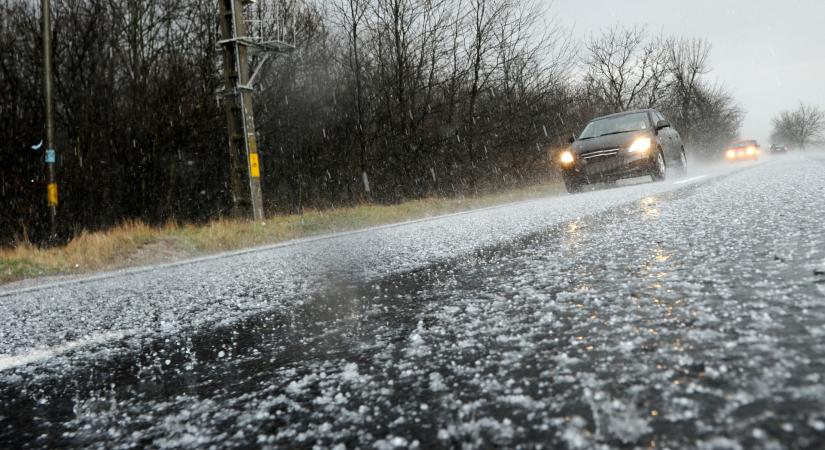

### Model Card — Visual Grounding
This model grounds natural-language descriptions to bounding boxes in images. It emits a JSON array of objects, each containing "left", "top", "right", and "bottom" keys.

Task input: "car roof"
[{"left": 590, "top": 109, "right": 655, "bottom": 121}]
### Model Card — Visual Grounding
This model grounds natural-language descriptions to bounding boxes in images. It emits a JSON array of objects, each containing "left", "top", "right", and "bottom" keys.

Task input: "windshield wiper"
[{"left": 597, "top": 130, "right": 637, "bottom": 138}]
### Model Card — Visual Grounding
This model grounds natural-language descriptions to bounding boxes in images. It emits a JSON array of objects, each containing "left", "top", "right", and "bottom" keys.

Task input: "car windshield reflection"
[{"left": 580, "top": 112, "right": 652, "bottom": 140}]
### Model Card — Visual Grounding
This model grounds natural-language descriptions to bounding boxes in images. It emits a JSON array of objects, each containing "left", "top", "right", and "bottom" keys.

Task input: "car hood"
[{"left": 573, "top": 131, "right": 650, "bottom": 154}]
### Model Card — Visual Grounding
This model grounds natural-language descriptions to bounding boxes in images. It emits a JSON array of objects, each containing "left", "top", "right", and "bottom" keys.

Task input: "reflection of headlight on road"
[
  {"left": 560, "top": 151, "right": 575, "bottom": 165},
  {"left": 628, "top": 137, "right": 652, "bottom": 154}
]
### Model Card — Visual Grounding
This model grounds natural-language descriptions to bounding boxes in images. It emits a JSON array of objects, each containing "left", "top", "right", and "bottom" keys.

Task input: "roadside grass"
[{"left": 0, "top": 182, "right": 564, "bottom": 285}]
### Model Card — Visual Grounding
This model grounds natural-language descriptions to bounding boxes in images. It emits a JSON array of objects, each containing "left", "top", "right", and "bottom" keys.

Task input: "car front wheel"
[
  {"left": 650, "top": 149, "right": 666, "bottom": 182},
  {"left": 564, "top": 175, "right": 586, "bottom": 194}
]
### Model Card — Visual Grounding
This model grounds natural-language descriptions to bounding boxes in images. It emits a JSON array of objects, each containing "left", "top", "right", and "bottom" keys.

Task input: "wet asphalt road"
[{"left": 2, "top": 153, "right": 825, "bottom": 449}]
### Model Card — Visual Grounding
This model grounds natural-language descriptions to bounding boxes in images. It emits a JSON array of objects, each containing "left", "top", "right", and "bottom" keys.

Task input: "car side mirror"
[
  {"left": 568, "top": 135, "right": 576, "bottom": 144},
  {"left": 656, "top": 120, "right": 670, "bottom": 130}
]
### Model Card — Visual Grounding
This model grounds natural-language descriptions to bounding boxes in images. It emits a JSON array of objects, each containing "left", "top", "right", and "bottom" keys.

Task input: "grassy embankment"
[{"left": 0, "top": 183, "right": 564, "bottom": 285}]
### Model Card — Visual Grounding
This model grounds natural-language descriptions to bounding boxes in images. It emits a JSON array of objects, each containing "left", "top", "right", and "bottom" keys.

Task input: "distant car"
[
  {"left": 558, "top": 109, "right": 687, "bottom": 193},
  {"left": 724, "top": 140, "right": 761, "bottom": 161},
  {"left": 770, "top": 144, "right": 788, "bottom": 154}
]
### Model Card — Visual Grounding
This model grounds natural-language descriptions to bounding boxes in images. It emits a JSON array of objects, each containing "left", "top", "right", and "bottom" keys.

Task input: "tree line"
[
  {"left": 771, "top": 103, "right": 825, "bottom": 149},
  {"left": 1, "top": 0, "right": 743, "bottom": 245}
]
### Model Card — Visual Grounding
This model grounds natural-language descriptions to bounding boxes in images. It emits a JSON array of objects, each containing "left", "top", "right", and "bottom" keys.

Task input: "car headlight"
[
  {"left": 726, "top": 149, "right": 736, "bottom": 159},
  {"left": 746, "top": 147, "right": 756, "bottom": 155},
  {"left": 560, "top": 150, "right": 575, "bottom": 165},
  {"left": 628, "top": 137, "right": 652, "bottom": 154}
]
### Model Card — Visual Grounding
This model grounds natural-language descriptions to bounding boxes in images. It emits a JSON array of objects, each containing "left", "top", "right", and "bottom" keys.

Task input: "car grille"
[
  {"left": 582, "top": 148, "right": 623, "bottom": 176},
  {"left": 582, "top": 148, "right": 620, "bottom": 160}
]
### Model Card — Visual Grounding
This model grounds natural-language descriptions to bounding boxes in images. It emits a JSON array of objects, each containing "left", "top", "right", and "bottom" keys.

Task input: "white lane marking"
[
  {"left": 0, "top": 330, "right": 130, "bottom": 372},
  {"left": 673, "top": 175, "right": 707, "bottom": 185}
]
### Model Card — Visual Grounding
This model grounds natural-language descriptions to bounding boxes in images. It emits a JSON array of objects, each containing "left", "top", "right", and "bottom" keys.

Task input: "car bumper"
[
  {"left": 561, "top": 151, "right": 652, "bottom": 182},
  {"left": 726, "top": 155, "right": 759, "bottom": 162}
]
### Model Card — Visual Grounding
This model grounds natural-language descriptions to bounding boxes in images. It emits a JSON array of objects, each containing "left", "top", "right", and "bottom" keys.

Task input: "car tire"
[
  {"left": 564, "top": 175, "right": 585, "bottom": 194},
  {"left": 650, "top": 149, "right": 667, "bottom": 182}
]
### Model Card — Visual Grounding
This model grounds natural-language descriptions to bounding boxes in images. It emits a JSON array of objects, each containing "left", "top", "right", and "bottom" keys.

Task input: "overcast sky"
[{"left": 553, "top": 0, "right": 825, "bottom": 143}]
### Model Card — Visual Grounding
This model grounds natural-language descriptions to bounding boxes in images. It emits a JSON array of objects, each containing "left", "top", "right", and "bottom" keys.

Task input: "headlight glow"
[
  {"left": 628, "top": 137, "right": 652, "bottom": 154},
  {"left": 560, "top": 151, "right": 575, "bottom": 165},
  {"left": 726, "top": 149, "right": 736, "bottom": 159},
  {"left": 746, "top": 146, "right": 756, "bottom": 155}
]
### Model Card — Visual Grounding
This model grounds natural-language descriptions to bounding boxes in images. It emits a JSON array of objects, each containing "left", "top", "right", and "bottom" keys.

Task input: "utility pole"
[
  {"left": 42, "top": 0, "right": 58, "bottom": 239},
  {"left": 218, "top": 0, "right": 292, "bottom": 221}
]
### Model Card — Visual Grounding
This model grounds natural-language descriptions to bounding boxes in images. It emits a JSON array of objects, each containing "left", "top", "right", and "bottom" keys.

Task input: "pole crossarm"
[{"left": 217, "top": 37, "right": 295, "bottom": 54}]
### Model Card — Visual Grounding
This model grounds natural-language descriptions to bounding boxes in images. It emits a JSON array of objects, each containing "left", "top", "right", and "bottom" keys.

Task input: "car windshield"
[
  {"left": 579, "top": 112, "right": 651, "bottom": 139},
  {"left": 729, "top": 140, "right": 757, "bottom": 149}
]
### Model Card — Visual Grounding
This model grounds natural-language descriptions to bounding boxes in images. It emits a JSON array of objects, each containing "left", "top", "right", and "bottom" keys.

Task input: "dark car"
[
  {"left": 558, "top": 109, "right": 687, "bottom": 193},
  {"left": 770, "top": 144, "right": 788, "bottom": 154},
  {"left": 724, "top": 140, "right": 761, "bottom": 161}
]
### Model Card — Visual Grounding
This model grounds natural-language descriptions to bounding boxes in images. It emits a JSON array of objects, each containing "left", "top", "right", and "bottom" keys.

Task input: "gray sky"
[{"left": 553, "top": 0, "right": 825, "bottom": 143}]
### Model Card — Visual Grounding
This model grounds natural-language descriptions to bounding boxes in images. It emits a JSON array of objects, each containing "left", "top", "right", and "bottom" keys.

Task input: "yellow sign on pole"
[
  {"left": 47, "top": 183, "right": 59, "bottom": 206},
  {"left": 249, "top": 153, "right": 261, "bottom": 178}
]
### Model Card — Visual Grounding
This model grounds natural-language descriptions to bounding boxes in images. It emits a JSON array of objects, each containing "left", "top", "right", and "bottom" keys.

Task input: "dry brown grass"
[
  {"left": 0, "top": 221, "right": 177, "bottom": 279},
  {"left": 0, "top": 183, "right": 563, "bottom": 284}
]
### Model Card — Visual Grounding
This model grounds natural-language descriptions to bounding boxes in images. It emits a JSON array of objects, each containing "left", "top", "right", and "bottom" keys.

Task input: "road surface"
[{"left": 2, "top": 153, "right": 825, "bottom": 449}]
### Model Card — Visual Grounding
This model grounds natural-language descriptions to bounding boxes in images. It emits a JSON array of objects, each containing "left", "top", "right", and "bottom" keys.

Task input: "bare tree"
[
  {"left": 330, "top": 0, "right": 370, "bottom": 196},
  {"left": 465, "top": 0, "right": 505, "bottom": 129},
  {"left": 367, "top": 0, "right": 453, "bottom": 196},
  {"left": 771, "top": 103, "right": 825, "bottom": 150},
  {"left": 583, "top": 26, "right": 669, "bottom": 112},
  {"left": 664, "top": 37, "right": 711, "bottom": 142},
  {"left": 690, "top": 83, "right": 744, "bottom": 155},
  {"left": 490, "top": 0, "right": 572, "bottom": 177}
]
